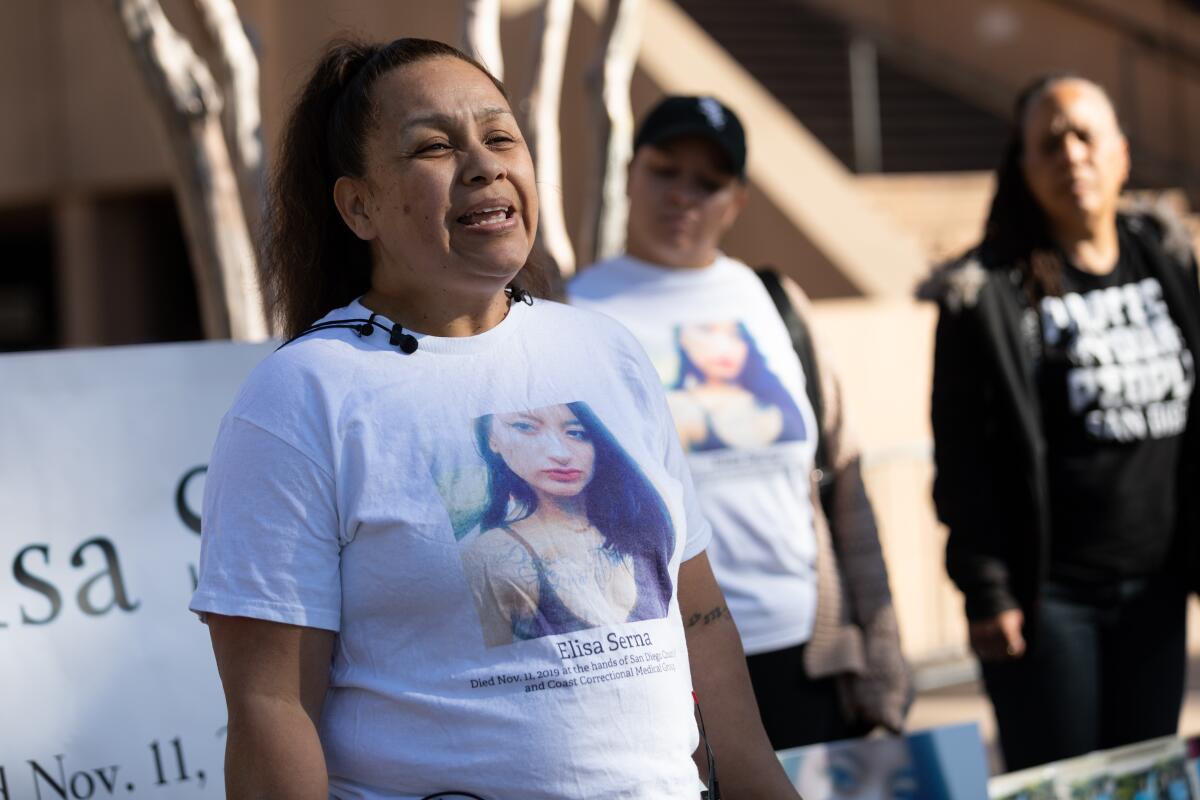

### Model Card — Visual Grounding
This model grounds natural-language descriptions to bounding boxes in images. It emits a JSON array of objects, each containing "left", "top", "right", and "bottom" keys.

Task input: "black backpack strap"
[{"left": 755, "top": 267, "right": 832, "bottom": 486}]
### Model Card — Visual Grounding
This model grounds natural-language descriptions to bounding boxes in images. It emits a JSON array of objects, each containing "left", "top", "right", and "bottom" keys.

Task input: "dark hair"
[
  {"left": 474, "top": 402, "right": 675, "bottom": 611},
  {"left": 672, "top": 322, "right": 807, "bottom": 447},
  {"left": 262, "top": 37, "right": 546, "bottom": 338},
  {"left": 982, "top": 72, "right": 1121, "bottom": 303}
]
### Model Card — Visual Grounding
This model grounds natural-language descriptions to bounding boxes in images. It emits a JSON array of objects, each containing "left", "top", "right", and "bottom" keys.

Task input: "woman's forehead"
[
  {"left": 497, "top": 405, "right": 579, "bottom": 425},
  {"left": 686, "top": 321, "right": 738, "bottom": 334},
  {"left": 641, "top": 137, "right": 732, "bottom": 173},
  {"left": 1023, "top": 80, "right": 1119, "bottom": 136},
  {"left": 373, "top": 56, "right": 511, "bottom": 127}
]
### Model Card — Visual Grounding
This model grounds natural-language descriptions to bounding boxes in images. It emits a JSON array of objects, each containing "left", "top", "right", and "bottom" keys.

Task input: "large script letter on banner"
[{"left": 0, "top": 342, "right": 273, "bottom": 796}]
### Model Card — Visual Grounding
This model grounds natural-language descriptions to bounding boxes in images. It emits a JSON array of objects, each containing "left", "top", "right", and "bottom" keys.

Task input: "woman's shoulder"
[
  {"left": 527, "top": 298, "right": 647, "bottom": 352},
  {"left": 229, "top": 335, "right": 361, "bottom": 412},
  {"left": 1120, "top": 201, "right": 1197, "bottom": 272},
  {"left": 462, "top": 526, "right": 537, "bottom": 571},
  {"left": 916, "top": 248, "right": 1007, "bottom": 314},
  {"left": 219, "top": 321, "right": 387, "bottom": 463}
]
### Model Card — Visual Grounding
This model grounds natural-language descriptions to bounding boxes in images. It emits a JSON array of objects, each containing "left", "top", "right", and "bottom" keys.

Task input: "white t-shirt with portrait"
[
  {"left": 570, "top": 253, "right": 819, "bottom": 656},
  {"left": 189, "top": 298, "right": 711, "bottom": 800}
]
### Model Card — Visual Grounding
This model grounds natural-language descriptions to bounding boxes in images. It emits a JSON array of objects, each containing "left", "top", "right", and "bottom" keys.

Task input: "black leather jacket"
[{"left": 922, "top": 211, "right": 1200, "bottom": 637}]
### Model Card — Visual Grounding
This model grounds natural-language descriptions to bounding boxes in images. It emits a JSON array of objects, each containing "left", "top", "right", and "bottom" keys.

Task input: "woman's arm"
[
  {"left": 931, "top": 305, "right": 1025, "bottom": 661},
  {"left": 679, "top": 552, "right": 800, "bottom": 799},
  {"left": 208, "top": 614, "right": 334, "bottom": 800},
  {"left": 462, "top": 529, "right": 538, "bottom": 647}
]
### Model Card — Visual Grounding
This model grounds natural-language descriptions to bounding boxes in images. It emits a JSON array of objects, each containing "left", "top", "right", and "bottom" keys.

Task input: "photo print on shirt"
[
  {"left": 439, "top": 401, "right": 676, "bottom": 648},
  {"left": 665, "top": 320, "right": 808, "bottom": 453}
]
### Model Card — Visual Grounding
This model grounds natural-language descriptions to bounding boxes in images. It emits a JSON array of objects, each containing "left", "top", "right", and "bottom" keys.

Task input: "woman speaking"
[{"left": 188, "top": 36, "right": 797, "bottom": 799}]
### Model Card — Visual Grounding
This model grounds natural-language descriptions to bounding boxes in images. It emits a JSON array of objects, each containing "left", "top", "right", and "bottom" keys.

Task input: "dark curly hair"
[{"left": 262, "top": 36, "right": 548, "bottom": 337}]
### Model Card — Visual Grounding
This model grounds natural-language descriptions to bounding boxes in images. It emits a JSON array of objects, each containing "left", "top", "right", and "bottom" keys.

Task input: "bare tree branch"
[
  {"left": 522, "top": 0, "right": 576, "bottom": 279},
  {"left": 462, "top": 0, "right": 505, "bottom": 81},
  {"left": 113, "top": 0, "right": 267, "bottom": 341},
  {"left": 581, "top": 0, "right": 643, "bottom": 265},
  {"left": 190, "top": 0, "right": 263, "bottom": 246}
]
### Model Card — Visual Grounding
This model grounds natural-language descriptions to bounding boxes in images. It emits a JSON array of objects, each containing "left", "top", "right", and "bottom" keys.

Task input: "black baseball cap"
[{"left": 633, "top": 95, "right": 747, "bottom": 177}]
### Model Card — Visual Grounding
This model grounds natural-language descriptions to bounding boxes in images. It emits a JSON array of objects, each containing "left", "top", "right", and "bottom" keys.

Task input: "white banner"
[{"left": 0, "top": 341, "right": 274, "bottom": 799}]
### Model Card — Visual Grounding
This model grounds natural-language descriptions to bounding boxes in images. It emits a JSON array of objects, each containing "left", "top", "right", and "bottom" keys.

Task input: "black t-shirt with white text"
[{"left": 1038, "top": 226, "right": 1195, "bottom": 580}]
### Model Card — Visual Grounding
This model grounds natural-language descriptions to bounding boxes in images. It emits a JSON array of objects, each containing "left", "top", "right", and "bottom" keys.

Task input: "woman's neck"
[
  {"left": 531, "top": 495, "right": 590, "bottom": 529},
  {"left": 361, "top": 285, "right": 511, "bottom": 338},
  {"left": 1053, "top": 211, "right": 1120, "bottom": 276}
]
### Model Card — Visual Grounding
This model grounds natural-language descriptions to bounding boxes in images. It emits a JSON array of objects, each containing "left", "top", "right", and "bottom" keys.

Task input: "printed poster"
[
  {"left": 441, "top": 401, "right": 675, "bottom": 649},
  {"left": 663, "top": 320, "right": 808, "bottom": 453},
  {"left": 776, "top": 722, "right": 991, "bottom": 799},
  {"left": 0, "top": 341, "right": 274, "bottom": 798}
]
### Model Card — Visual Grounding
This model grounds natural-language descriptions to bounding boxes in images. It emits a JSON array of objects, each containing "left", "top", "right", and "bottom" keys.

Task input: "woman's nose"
[
  {"left": 665, "top": 179, "right": 694, "bottom": 208},
  {"left": 462, "top": 142, "right": 507, "bottom": 185},
  {"left": 1062, "top": 132, "right": 1089, "bottom": 165},
  {"left": 544, "top": 432, "right": 572, "bottom": 461}
]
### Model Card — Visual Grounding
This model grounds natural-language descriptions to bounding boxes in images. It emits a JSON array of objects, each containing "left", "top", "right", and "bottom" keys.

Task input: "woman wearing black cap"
[{"left": 571, "top": 95, "right": 911, "bottom": 748}]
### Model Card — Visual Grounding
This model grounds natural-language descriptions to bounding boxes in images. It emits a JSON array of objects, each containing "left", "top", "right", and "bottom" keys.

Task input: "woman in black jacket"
[{"left": 925, "top": 73, "right": 1200, "bottom": 770}]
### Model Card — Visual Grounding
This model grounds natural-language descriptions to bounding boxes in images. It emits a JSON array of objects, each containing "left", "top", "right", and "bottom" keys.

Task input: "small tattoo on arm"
[{"left": 686, "top": 606, "right": 730, "bottom": 628}]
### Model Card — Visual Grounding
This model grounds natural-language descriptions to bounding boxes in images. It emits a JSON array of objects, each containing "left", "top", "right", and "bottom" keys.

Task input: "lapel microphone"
[
  {"left": 278, "top": 312, "right": 419, "bottom": 353},
  {"left": 278, "top": 285, "right": 533, "bottom": 353}
]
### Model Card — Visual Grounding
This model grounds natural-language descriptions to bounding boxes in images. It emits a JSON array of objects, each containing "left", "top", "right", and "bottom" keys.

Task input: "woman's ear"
[{"left": 333, "top": 176, "right": 377, "bottom": 241}]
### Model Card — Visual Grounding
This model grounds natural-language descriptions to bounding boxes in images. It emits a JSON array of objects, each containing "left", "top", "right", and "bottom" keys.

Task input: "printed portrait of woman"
[
  {"left": 459, "top": 401, "right": 675, "bottom": 648},
  {"left": 668, "top": 320, "right": 807, "bottom": 452}
]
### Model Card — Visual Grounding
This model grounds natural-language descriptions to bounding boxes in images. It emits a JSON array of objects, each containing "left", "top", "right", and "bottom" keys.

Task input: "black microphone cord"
[
  {"left": 276, "top": 313, "right": 418, "bottom": 354},
  {"left": 279, "top": 285, "right": 534, "bottom": 353}
]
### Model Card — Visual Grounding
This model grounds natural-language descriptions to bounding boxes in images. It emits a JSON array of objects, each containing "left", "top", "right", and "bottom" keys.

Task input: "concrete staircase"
[
  {"left": 674, "top": 0, "right": 1200, "bottom": 268},
  {"left": 674, "top": 0, "right": 1008, "bottom": 174},
  {"left": 854, "top": 172, "right": 993, "bottom": 266}
]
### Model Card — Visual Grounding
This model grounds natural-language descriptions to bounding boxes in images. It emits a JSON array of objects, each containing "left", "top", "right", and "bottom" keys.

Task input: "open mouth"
[{"left": 457, "top": 206, "right": 516, "bottom": 227}]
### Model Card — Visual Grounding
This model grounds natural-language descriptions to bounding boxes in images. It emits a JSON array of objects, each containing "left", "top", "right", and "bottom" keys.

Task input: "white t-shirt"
[
  {"left": 570, "top": 254, "right": 819, "bottom": 655},
  {"left": 190, "top": 298, "right": 711, "bottom": 799}
]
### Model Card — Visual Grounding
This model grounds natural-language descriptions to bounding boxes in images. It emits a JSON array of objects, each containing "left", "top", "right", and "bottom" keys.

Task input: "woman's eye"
[
  {"left": 565, "top": 427, "right": 590, "bottom": 441},
  {"left": 486, "top": 133, "right": 516, "bottom": 147},
  {"left": 419, "top": 141, "right": 452, "bottom": 154},
  {"left": 511, "top": 421, "right": 536, "bottom": 433}
]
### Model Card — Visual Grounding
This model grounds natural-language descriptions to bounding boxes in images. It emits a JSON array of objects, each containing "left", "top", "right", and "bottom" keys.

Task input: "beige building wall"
[{"left": 809, "top": 298, "right": 966, "bottom": 671}]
